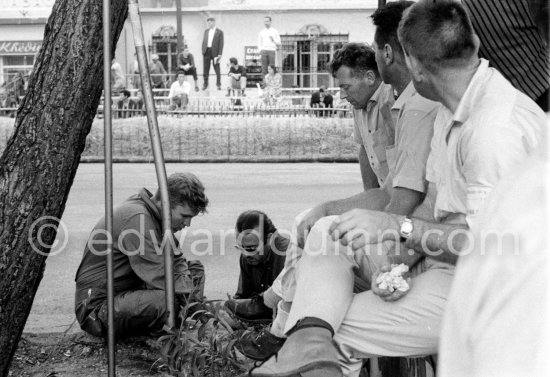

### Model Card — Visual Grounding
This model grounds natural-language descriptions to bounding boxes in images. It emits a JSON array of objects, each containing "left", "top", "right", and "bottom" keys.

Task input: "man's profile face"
[
  {"left": 264, "top": 17, "right": 271, "bottom": 28},
  {"left": 170, "top": 203, "right": 197, "bottom": 232},
  {"left": 335, "top": 65, "right": 374, "bottom": 109},
  {"left": 236, "top": 229, "right": 267, "bottom": 266}
]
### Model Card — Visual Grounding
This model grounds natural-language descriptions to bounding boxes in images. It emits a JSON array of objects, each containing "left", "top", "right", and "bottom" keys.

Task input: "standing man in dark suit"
[{"left": 202, "top": 17, "right": 224, "bottom": 90}]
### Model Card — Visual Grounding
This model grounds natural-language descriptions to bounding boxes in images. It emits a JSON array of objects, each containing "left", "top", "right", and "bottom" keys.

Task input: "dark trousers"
[
  {"left": 202, "top": 48, "right": 221, "bottom": 87},
  {"left": 75, "top": 260, "right": 205, "bottom": 338},
  {"left": 183, "top": 67, "right": 198, "bottom": 82},
  {"left": 261, "top": 50, "right": 276, "bottom": 75}
]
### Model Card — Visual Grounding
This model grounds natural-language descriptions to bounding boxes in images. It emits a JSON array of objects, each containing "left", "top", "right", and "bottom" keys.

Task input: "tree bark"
[{"left": 0, "top": 0, "right": 128, "bottom": 375}]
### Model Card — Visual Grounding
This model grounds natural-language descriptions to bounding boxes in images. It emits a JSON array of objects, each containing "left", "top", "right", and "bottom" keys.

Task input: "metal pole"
[
  {"left": 127, "top": 0, "right": 176, "bottom": 329},
  {"left": 176, "top": 0, "right": 183, "bottom": 55},
  {"left": 102, "top": 0, "right": 116, "bottom": 376}
]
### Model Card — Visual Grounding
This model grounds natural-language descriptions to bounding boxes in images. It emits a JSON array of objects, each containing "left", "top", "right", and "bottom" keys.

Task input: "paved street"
[{"left": 25, "top": 162, "right": 362, "bottom": 333}]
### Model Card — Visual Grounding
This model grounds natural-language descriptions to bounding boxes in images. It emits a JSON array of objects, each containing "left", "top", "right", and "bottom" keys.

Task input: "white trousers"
[{"left": 274, "top": 214, "right": 455, "bottom": 377}]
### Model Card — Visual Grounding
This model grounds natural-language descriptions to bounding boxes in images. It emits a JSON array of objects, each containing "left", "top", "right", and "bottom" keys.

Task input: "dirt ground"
[{"left": 10, "top": 331, "right": 164, "bottom": 377}]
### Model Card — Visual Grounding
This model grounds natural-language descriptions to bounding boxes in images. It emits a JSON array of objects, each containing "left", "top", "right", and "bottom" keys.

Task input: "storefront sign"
[
  {"left": 244, "top": 46, "right": 261, "bottom": 63},
  {"left": 0, "top": 41, "right": 42, "bottom": 55}
]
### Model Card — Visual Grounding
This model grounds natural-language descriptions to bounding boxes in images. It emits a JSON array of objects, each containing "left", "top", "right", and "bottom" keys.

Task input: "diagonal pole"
[
  {"left": 102, "top": 0, "right": 116, "bottom": 376},
  {"left": 127, "top": 0, "right": 176, "bottom": 329}
]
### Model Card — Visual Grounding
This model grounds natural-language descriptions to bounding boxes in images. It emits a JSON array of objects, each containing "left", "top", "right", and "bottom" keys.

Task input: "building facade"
[{"left": 0, "top": 0, "right": 380, "bottom": 90}]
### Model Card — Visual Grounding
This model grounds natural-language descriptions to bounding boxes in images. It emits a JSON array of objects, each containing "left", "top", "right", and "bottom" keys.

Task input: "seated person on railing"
[
  {"left": 225, "top": 210, "right": 288, "bottom": 324},
  {"left": 111, "top": 58, "right": 126, "bottom": 95},
  {"left": 129, "top": 88, "right": 144, "bottom": 116},
  {"left": 262, "top": 65, "right": 282, "bottom": 106},
  {"left": 177, "top": 46, "right": 200, "bottom": 92},
  {"left": 116, "top": 89, "right": 131, "bottom": 119},
  {"left": 3, "top": 91, "right": 19, "bottom": 118},
  {"left": 168, "top": 72, "right": 191, "bottom": 110},
  {"left": 310, "top": 86, "right": 334, "bottom": 117},
  {"left": 226, "top": 57, "right": 247, "bottom": 98},
  {"left": 149, "top": 54, "right": 167, "bottom": 89}
]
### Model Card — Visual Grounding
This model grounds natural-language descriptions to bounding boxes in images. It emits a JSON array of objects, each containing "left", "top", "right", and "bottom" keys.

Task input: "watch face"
[{"left": 401, "top": 220, "right": 413, "bottom": 235}]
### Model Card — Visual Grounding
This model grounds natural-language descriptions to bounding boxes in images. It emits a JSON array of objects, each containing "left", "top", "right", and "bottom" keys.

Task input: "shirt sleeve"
[
  {"left": 273, "top": 29, "right": 281, "bottom": 45},
  {"left": 235, "top": 255, "right": 252, "bottom": 299},
  {"left": 168, "top": 82, "right": 176, "bottom": 98},
  {"left": 119, "top": 213, "right": 196, "bottom": 295},
  {"left": 391, "top": 107, "right": 437, "bottom": 193},
  {"left": 461, "top": 111, "right": 539, "bottom": 224}
]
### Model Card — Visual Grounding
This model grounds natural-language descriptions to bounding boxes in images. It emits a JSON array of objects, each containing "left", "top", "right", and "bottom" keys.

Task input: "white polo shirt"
[{"left": 426, "top": 59, "right": 544, "bottom": 226}]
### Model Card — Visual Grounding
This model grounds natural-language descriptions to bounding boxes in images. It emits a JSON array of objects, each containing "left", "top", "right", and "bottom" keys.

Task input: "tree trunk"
[{"left": 0, "top": 0, "right": 128, "bottom": 374}]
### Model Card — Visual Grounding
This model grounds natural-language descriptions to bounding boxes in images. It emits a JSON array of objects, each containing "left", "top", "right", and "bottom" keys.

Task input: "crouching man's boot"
[
  {"left": 242, "top": 318, "right": 343, "bottom": 377},
  {"left": 225, "top": 296, "right": 273, "bottom": 324},
  {"left": 236, "top": 327, "right": 286, "bottom": 361}
]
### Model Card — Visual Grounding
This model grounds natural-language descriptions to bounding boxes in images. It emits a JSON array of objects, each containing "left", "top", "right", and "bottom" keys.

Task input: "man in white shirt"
[
  {"left": 258, "top": 16, "right": 281, "bottom": 76},
  {"left": 168, "top": 72, "right": 191, "bottom": 110}
]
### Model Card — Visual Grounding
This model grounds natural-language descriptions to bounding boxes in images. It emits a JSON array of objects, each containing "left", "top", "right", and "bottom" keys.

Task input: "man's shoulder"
[{"left": 403, "top": 91, "right": 440, "bottom": 116}]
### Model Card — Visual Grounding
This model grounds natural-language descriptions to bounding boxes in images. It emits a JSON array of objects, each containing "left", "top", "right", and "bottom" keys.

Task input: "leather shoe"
[
  {"left": 235, "top": 328, "right": 286, "bottom": 361},
  {"left": 246, "top": 327, "right": 342, "bottom": 376},
  {"left": 225, "top": 296, "right": 273, "bottom": 324}
]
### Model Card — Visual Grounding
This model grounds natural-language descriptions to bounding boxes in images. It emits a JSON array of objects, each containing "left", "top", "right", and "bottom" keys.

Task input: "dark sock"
[{"left": 287, "top": 317, "right": 334, "bottom": 337}]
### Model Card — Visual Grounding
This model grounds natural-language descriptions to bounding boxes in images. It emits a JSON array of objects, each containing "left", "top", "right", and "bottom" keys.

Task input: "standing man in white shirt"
[
  {"left": 258, "top": 16, "right": 281, "bottom": 77},
  {"left": 201, "top": 17, "right": 224, "bottom": 91}
]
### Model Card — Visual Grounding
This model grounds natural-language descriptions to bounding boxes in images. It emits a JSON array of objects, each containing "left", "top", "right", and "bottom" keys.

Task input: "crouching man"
[
  {"left": 225, "top": 210, "right": 288, "bottom": 324},
  {"left": 74, "top": 172, "right": 209, "bottom": 338}
]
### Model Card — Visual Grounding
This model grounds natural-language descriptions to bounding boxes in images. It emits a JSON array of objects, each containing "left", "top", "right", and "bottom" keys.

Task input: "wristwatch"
[{"left": 399, "top": 217, "right": 413, "bottom": 242}]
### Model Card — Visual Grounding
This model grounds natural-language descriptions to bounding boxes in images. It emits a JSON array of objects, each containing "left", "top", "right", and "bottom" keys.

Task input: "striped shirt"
[{"left": 462, "top": 0, "right": 549, "bottom": 101}]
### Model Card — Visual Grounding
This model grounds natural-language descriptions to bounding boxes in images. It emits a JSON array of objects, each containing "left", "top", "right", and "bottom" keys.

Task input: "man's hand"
[
  {"left": 296, "top": 204, "right": 328, "bottom": 249},
  {"left": 329, "top": 209, "right": 400, "bottom": 251},
  {"left": 371, "top": 265, "right": 411, "bottom": 302}
]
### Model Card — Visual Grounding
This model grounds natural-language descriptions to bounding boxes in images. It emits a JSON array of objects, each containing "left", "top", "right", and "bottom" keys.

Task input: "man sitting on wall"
[
  {"left": 225, "top": 210, "right": 288, "bottom": 324},
  {"left": 74, "top": 172, "right": 209, "bottom": 338},
  {"left": 168, "top": 72, "right": 191, "bottom": 111},
  {"left": 227, "top": 57, "right": 248, "bottom": 97}
]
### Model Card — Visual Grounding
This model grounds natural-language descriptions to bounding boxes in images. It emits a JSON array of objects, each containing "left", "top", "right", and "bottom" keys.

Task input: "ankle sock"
[{"left": 288, "top": 317, "right": 334, "bottom": 337}]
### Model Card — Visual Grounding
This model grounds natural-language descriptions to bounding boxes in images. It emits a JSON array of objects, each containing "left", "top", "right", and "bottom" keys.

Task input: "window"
[
  {"left": 1, "top": 54, "right": 35, "bottom": 87},
  {"left": 280, "top": 34, "right": 348, "bottom": 88},
  {"left": 149, "top": 25, "right": 181, "bottom": 77}
]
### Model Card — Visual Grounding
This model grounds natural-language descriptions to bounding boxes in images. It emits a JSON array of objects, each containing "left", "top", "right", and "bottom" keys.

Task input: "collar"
[
  {"left": 209, "top": 27, "right": 217, "bottom": 32},
  {"left": 392, "top": 81, "right": 416, "bottom": 112},
  {"left": 452, "top": 59, "right": 488, "bottom": 124},
  {"left": 138, "top": 188, "right": 162, "bottom": 223},
  {"left": 365, "top": 81, "right": 385, "bottom": 112},
  {"left": 443, "top": 59, "right": 488, "bottom": 142}
]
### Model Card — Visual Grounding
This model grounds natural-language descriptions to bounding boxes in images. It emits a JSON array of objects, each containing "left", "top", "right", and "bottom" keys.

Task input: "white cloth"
[
  {"left": 168, "top": 80, "right": 190, "bottom": 98},
  {"left": 258, "top": 27, "right": 281, "bottom": 51},
  {"left": 207, "top": 27, "right": 216, "bottom": 48},
  {"left": 438, "top": 152, "right": 549, "bottom": 377},
  {"left": 426, "top": 59, "right": 544, "bottom": 226}
]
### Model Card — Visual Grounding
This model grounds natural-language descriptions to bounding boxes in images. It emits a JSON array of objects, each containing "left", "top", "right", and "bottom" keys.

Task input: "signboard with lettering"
[
  {"left": 244, "top": 46, "right": 262, "bottom": 88},
  {"left": 0, "top": 41, "right": 42, "bottom": 55}
]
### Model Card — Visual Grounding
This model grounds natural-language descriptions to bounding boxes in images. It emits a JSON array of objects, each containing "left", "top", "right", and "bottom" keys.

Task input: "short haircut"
[
  {"left": 328, "top": 42, "right": 379, "bottom": 78},
  {"left": 176, "top": 70, "right": 185, "bottom": 76},
  {"left": 371, "top": 1, "right": 414, "bottom": 56},
  {"left": 264, "top": 16, "right": 272, "bottom": 21},
  {"left": 229, "top": 57, "right": 238, "bottom": 65},
  {"left": 122, "top": 89, "right": 131, "bottom": 97},
  {"left": 268, "top": 64, "right": 277, "bottom": 74},
  {"left": 154, "top": 172, "right": 209, "bottom": 214},
  {"left": 235, "top": 210, "right": 277, "bottom": 244},
  {"left": 207, "top": 17, "right": 215, "bottom": 22},
  {"left": 398, "top": 0, "right": 477, "bottom": 71}
]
